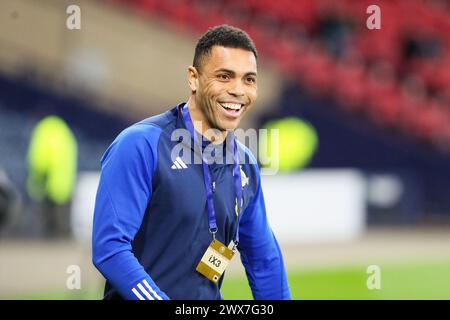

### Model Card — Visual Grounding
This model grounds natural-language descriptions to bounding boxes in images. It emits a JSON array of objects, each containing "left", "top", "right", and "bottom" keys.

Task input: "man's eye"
[
  {"left": 218, "top": 74, "right": 230, "bottom": 80},
  {"left": 246, "top": 77, "right": 256, "bottom": 84}
]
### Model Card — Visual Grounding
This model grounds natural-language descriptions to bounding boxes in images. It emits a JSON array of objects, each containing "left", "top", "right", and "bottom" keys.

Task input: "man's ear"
[{"left": 187, "top": 66, "right": 199, "bottom": 93}]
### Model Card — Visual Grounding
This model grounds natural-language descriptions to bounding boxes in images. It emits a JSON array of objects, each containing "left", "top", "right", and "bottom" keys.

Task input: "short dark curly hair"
[{"left": 193, "top": 24, "right": 258, "bottom": 71}]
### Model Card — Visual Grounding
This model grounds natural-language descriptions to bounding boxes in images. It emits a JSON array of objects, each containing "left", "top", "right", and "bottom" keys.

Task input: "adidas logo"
[{"left": 171, "top": 157, "right": 188, "bottom": 170}]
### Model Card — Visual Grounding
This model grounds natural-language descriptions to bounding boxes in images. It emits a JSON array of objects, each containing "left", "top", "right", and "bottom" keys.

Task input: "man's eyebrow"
[
  {"left": 215, "top": 68, "right": 258, "bottom": 77},
  {"left": 245, "top": 72, "right": 258, "bottom": 77}
]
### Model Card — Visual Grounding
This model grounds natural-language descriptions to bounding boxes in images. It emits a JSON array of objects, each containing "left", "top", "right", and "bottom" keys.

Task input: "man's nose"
[{"left": 227, "top": 80, "right": 245, "bottom": 97}]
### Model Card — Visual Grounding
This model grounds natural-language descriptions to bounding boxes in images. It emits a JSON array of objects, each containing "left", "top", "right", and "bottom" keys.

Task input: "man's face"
[{"left": 190, "top": 46, "right": 258, "bottom": 131}]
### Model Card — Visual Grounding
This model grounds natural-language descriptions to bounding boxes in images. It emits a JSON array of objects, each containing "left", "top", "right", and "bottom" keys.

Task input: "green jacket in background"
[{"left": 27, "top": 116, "right": 77, "bottom": 205}]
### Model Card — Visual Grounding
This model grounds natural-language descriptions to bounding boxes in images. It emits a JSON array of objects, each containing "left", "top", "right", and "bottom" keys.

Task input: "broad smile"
[{"left": 218, "top": 102, "right": 245, "bottom": 118}]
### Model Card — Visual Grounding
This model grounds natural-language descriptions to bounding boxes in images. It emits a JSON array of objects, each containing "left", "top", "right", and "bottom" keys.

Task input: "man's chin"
[{"left": 218, "top": 120, "right": 240, "bottom": 131}]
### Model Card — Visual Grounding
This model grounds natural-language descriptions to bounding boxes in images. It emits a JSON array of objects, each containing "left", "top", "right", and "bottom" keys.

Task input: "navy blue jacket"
[{"left": 92, "top": 103, "right": 291, "bottom": 300}]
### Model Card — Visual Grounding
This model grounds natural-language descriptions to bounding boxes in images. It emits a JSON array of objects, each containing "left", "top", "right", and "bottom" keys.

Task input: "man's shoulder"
[
  {"left": 101, "top": 106, "right": 180, "bottom": 163},
  {"left": 115, "top": 121, "right": 162, "bottom": 146},
  {"left": 135, "top": 106, "right": 177, "bottom": 129},
  {"left": 116, "top": 106, "right": 179, "bottom": 144}
]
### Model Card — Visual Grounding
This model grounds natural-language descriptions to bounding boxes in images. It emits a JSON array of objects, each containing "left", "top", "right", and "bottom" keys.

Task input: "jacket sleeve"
[
  {"left": 92, "top": 124, "right": 170, "bottom": 300},
  {"left": 237, "top": 164, "right": 291, "bottom": 300}
]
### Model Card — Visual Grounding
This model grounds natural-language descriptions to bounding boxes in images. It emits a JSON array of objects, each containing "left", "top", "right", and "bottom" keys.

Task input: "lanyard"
[{"left": 181, "top": 103, "right": 243, "bottom": 246}]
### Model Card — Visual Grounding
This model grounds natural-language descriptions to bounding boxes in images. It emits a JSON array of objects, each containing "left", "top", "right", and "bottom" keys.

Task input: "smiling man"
[
  {"left": 187, "top": 35, "right": 257, "bottom": 139},
  {"left": 92, "top": 25, "right": 291, "bottom": 300}
]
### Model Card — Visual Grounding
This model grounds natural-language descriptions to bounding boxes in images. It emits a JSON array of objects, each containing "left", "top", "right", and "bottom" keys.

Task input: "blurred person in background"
[
  {"left": 0, "top": 169, "right": 21, "bottom": 237},
  {"left": 92, "top": 25, "right": 291, "bottom": 300},
  {"left": 27, "top": 115, "right": 77, "bottom": 238}
]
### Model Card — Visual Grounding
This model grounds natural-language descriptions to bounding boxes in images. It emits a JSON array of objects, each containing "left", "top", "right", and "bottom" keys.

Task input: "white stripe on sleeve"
[
  {"left": 137, "top": 283, "right": 154, "bottom": 300},
  {"left": 143, "top": 279, "right": 163, "bottom": 300},
  {"left": 132, "top": 288, "right": 145, "bottom": 300}
]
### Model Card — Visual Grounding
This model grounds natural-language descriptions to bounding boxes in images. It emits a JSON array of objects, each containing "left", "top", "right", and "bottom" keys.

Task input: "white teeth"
[{"left": 221, "top": 103, "right": 242, "bottom": 110}]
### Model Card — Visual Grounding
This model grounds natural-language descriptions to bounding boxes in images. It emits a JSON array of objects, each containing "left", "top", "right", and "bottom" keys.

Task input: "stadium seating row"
[{"left": 106, "top": 0, "right": 450, "bottom": 149}]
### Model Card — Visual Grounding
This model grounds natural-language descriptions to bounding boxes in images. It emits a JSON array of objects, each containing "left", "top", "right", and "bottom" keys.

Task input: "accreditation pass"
[{"left": 196, "top": 239, "right": 235, "bottom": 283}]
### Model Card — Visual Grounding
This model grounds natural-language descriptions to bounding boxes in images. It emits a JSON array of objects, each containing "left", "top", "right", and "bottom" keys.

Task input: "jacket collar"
[{"left": 174, "top": 102, "right": 236, "bottom": 167}]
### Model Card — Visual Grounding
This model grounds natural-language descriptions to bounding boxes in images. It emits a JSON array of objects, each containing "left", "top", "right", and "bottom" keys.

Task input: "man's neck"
[{"left": 187, "top": 97, "right": 228, "bottom": 145}]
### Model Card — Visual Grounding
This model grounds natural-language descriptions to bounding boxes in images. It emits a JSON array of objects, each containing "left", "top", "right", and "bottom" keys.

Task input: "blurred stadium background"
[{"left": 0, "top": 0, "right": 450, "bottom": 299}]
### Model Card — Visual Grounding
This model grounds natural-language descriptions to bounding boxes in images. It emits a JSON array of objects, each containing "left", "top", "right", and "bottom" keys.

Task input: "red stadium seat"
[{"left": 104, "top": 0, "right": 450, "bottom": 148}]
